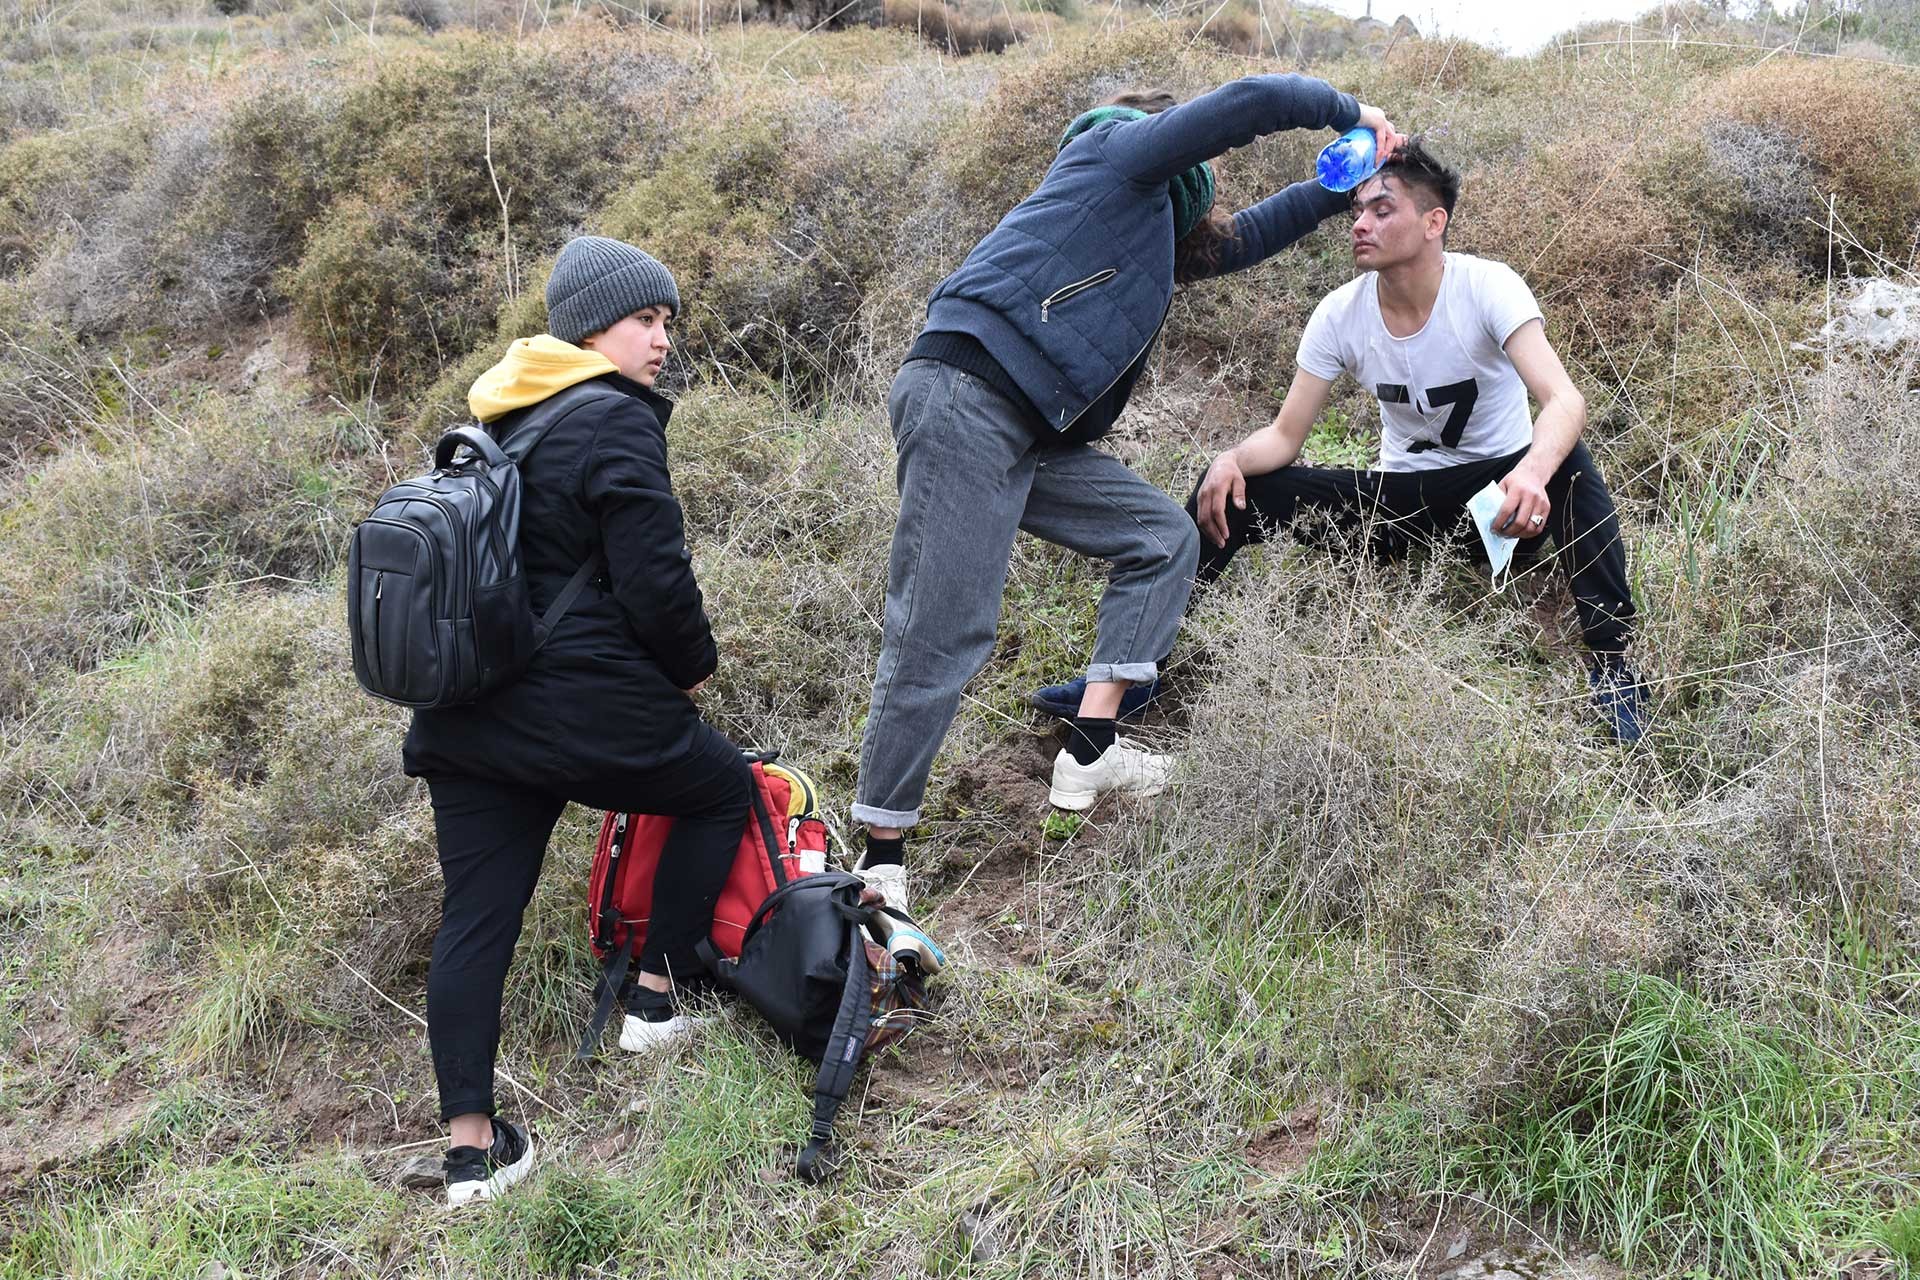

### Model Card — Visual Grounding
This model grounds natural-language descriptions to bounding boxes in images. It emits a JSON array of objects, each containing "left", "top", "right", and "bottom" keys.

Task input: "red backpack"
[{"left": 575, "top": 755, "right": 828, "bottom": 1057}]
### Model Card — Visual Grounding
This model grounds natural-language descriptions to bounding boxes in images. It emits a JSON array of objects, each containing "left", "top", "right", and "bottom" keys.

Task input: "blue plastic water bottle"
[{"left": 1317, "top": 126, "right": 1379, "bottom": 192}]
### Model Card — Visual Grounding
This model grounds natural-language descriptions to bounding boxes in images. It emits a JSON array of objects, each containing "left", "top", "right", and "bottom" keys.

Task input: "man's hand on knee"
[{"left": 1197, "top": 450, "right": 1247, "bottom": 547}]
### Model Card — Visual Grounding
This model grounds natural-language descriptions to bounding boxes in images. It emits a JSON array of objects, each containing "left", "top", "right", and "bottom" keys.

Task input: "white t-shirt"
[{"left": 1296, "top": 252, "right": 1544, "bottom": 472}]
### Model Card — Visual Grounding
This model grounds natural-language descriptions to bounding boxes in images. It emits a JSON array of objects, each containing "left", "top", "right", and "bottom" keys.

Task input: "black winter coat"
[{"left": 403, "top": 374, "right": 717, "bottom": 788}]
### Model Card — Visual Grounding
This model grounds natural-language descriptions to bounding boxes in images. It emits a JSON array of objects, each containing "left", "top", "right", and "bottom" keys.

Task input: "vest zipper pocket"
[{"left": 1040, "top": 268, "right": 1117, "bottom": 323}]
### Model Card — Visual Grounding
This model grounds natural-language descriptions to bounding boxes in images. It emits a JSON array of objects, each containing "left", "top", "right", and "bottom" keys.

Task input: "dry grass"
[{"left": 2, "top": 8, "right": 1918, "bottom": 1279}]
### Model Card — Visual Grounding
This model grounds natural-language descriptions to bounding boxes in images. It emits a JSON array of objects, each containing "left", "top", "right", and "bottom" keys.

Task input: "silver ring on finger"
[{"left": 1529, "top": 514, "right": 1546, "bottom": 526}]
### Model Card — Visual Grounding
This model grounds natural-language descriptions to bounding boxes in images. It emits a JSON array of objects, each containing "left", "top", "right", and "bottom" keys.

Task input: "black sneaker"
[
  {"left": 1588, "top": 655, "right": 1650, "bottom": 745},
  {"left": 444, "top": 1116, "right": 534, "bottom": 1208}
]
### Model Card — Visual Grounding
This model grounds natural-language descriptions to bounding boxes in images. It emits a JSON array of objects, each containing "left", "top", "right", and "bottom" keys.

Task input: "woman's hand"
[{"left": 1354, "top": 103, "right": 1405, "bottom": 165}]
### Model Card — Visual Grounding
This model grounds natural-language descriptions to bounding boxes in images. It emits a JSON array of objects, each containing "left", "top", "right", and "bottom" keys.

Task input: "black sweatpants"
[
  {"left": 1188, "top": 442, "right": 1635, "bottom": 653},
  {"left": 423, "top": 721, "right": 752, "bottom": 1122}
]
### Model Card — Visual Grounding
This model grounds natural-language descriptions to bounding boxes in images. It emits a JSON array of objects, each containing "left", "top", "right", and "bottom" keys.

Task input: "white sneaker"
[
  {"left": 1048, "top": 740, "right": 1175, "bottom": 811},
  {"left": 618, "top": 985, "right": 702, "bottom": 1054},
  {"left": 618, "top": 1011, "right": 701, "bottom": 1054},
  {"left": 854, "top": 860, "right": 911, "bottom": 914}
]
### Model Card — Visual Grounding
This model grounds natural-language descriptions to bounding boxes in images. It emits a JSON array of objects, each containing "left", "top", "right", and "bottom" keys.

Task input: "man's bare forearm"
[
  {"left": 1512, "top": 389, "right": 1585, "bottom": 482},
  {"left": 1231, "top": 420, "right": 1306, "bottom": 476}
]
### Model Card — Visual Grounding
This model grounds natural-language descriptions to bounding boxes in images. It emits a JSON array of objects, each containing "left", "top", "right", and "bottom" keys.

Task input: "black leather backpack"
[{"left": 347, "top": 383, "right": 617, "bottom": 708}]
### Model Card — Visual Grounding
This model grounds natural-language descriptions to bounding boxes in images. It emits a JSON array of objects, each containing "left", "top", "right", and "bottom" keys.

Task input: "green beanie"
[{"left": 1058, "top": 106, "right": 1217, "bottom": 242}]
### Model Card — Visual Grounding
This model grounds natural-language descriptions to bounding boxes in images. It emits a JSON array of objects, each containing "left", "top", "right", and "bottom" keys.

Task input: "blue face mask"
[{"left": 1466, "top": 481, "right": 1519, "bottom": 592}]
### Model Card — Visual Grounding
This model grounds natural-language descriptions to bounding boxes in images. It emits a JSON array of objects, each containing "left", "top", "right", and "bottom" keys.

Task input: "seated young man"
[{"left": 1035, "top": 138, "right": 1648, "bottom": 741}]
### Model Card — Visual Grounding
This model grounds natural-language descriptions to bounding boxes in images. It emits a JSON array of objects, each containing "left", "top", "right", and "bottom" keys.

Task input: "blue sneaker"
[
  {"left": 1589, "top": 657, "right": 1649, "bottom": 745},
  {"left": 1027, "top": 675, "right": 1163, "bottom": 722}
]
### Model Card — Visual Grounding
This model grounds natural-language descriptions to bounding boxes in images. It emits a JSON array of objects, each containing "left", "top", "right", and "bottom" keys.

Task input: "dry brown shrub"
[
  {"left": 1457, "top": 133, "right": 1683, "bottom": 374},
  {"left": 1708, "top": 59, "right": 1920, "bottom": 264},
  {"left": 1640, "top": 119, "right": 1822, "bottom": 266},
  {"left": 940, "top": 27, "right": 1194, "bottom": 232},
  {"left": 1189, "top": 6, "right": 1259, "bottom": 57},
  {"left": 882, "top": 0, "right": 1025, "bottom": 54},
  {"left": 0, "top": 398, "right": 365, "bottom": 715},
  {"left": 1383, "top": 36, "right": 1502, "bottom": 93}
]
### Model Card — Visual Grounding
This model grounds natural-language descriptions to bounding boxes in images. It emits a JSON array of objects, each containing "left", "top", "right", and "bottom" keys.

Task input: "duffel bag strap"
[
  {"left": 738, "top": 871, "right": 866, "bottom": 952},
  {"left": 796, "top": 907, "right": 875, "bottom": 1183},
  {"left": 575, "top": 935, "right": 634, "bottom": 1062}
]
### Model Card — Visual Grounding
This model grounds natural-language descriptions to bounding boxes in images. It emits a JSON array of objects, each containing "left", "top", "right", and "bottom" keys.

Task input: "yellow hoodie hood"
[{"left": 468, "top": 335, "right": 619, "bottom": 423}]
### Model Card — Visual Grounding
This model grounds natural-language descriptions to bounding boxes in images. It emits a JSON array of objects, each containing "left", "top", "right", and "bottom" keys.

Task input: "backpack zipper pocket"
[
  {"left": 386, "top": 487, "right": 471, "bottom": 621},
  {"left": 356, "top": 517, "right": 446, "bottom": 705},
  {"left": 368, "top": 570, "right": 385, "bottom": 690},
  {"left": 1040, "top": 268, "right": 1117, "bottom": 323}
]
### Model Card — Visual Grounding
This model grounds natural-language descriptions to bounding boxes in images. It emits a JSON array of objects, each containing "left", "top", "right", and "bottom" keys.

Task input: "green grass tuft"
[{"left": 1462, "top": 974, "right": 1869, "bottom": 1278}]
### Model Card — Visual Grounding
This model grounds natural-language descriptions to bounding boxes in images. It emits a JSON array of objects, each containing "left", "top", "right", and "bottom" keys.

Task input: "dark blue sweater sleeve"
[
  {"left": 1095, "top": 74, "right": 1360, "bottom": 188},
  {"left": 1203, "top": 178, "right": 1353, "bottom": 279},
  {"left": 583, "top": 401, "right": 718, "bottom": 690}
]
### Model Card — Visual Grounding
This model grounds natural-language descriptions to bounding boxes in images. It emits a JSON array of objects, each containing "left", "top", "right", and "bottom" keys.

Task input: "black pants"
[
  {"left": 1188, "top": 442, "right": 1635, "bottom": 653},
  {"left": 423, "top": 721, "right": 752, "bottom": 1121}
]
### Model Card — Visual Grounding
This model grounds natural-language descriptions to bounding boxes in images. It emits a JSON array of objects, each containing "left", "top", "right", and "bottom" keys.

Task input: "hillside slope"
[{"left": 2, "top": 3, "right": 1918, "bottom": 1276}]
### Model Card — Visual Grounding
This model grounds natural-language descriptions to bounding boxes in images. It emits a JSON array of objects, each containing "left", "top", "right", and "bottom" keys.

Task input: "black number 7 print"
[{"left": 1375, "top": 379, "right": 1480, "bottom": 452}]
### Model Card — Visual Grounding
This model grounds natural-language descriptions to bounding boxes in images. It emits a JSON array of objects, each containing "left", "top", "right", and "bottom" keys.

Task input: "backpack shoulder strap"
[
  {"left": 493, "top": 381, "right": 624, "bottom": 652},
  {"left": 532, "top": 553, "right": 604, "bottom": 655},
  {"left": 796, "top": 912, "right": 875, "bottom": 1183},
  {"left": 496, "top": 380, "right": 626, "bottom": 464},
  {"left": 747, "top": 770, "right": 788, "bottom": 891}
]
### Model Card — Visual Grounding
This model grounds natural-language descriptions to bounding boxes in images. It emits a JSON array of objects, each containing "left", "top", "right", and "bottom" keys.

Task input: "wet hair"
[
  {"left": 1361, "top": 134, "right": 1461, "bottom": 225},
  {"left": 1100, "top": 89, "right": 1240, "bottom": 284}
]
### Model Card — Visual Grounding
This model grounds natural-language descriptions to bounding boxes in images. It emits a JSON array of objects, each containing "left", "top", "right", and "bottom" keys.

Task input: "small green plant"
[
  {"left": 1879, "top": 1205, "right": 1920, "bottom": 1266},
  {"left": 1301, "top": 401, "right": 1374, "bottom": 469},
  {"left": 514, "top": 1170, "right": 644, "bottom": 1277},
  {"left": 1041, "top": 810, "right": 1083, "bottom": 841}
]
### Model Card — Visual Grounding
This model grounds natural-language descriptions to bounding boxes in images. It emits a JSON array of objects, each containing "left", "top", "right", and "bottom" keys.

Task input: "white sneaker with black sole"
[
  {"left": 853, "top": 860, "right": 910, "bottom": 915},
  {"left": 444, "top": 1116, "right": 534, "bottom": 1208},
  {"left": 1048, "top": 740, "right": 1175, "bottom": 811},
  {"left": 618, "top": 984, "right": 703, "bottom": 1054}
]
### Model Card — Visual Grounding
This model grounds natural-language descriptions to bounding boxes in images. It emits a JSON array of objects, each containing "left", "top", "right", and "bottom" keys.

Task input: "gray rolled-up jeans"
[{"left": 852, "top": 359, "right": 1200, "bottom": 829}]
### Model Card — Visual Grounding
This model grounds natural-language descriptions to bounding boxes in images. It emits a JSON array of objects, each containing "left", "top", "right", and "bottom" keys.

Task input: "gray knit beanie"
[{"left": 545, "top": 236, "right": 682, "bottom": 344}]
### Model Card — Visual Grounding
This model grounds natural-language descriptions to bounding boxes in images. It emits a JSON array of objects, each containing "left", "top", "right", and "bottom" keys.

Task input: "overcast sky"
[{"left": 1315, "top": 0, "right": 1792, "bottom": 54}]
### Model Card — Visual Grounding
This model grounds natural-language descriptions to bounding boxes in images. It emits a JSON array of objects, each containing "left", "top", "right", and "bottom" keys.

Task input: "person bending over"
[
  {"left": 851, "top": 76, "right": 1403, "bottom": 910},
  {"left": 403, "top": 237, "right": 753, "bottom": 1207},
  {"left": 1188, "top": 139, "right": 1648, "bottom": 741}
]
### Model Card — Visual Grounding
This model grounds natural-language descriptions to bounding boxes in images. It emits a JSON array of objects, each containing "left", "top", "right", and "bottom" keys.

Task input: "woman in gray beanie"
[{"left": 402, "top": 236, "right": 749, "bottom": 1207}]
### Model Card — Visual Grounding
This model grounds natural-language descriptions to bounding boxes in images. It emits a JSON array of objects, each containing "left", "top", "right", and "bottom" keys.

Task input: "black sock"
[
  {"left": 1067, "top": 717, "right": 1116, "bottom": 765},
  {"left": 862, "top": 833, "right": 904, "bottom": 868}
]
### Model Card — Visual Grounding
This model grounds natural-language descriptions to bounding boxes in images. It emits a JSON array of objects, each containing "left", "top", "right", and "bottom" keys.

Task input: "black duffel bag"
[{"left": 699, "top": 872, "right": 936, "bottom": 1181}]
